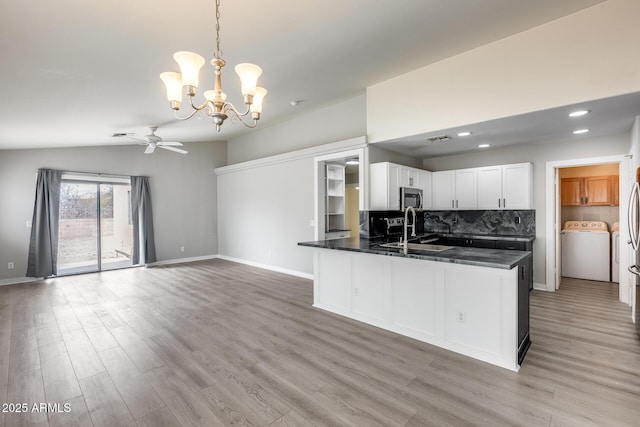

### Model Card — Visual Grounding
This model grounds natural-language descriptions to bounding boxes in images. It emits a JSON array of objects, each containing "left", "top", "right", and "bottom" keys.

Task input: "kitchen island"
[{"left": 298, "top": 237, "right": 532, "bottom": 371}]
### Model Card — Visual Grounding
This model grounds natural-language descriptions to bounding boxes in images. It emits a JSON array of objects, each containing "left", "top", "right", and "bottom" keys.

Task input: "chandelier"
[{"left": 160, "top": 0, "right": 267, "bottom": 131}]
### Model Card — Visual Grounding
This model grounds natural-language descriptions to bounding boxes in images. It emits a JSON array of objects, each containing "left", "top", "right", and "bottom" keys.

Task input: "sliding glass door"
[{"left": 57, "top": 179, "right": 133, "bottom": 275}]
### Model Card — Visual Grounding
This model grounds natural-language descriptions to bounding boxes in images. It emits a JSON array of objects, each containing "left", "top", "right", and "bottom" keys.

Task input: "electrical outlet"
[
  {"left": 456, "top": 311, "right": 466, "bottom": 323},
  {"left": 8, "top": 262, "right": 14, "bottom": 270},
  {"left": 180, "top": 246, "right": 185, "bottom": 252},
  {"left": 515, "top": 216, "right": 521, "bottom": 224},
  {"left": 354, "top": 287, "right": 359, "bottom": 296},
  {"left": 25, "top": 221, "right": 31, "bottom": 228}
]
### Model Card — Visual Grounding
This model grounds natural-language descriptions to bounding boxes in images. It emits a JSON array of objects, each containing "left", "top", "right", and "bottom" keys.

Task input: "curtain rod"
[{"left": 43, "top": 168, "right": 134, "bottom": 180}]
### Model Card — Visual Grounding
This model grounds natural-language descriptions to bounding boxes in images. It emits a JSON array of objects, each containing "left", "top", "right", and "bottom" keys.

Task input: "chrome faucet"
[{"left": 403, "top": 206, "right": 416, "bottom": 254}]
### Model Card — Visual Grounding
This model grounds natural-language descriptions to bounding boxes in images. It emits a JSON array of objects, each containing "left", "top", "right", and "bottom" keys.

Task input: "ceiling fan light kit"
[{"left": 160, "top": 0, "right": 267, "bottom": 132}]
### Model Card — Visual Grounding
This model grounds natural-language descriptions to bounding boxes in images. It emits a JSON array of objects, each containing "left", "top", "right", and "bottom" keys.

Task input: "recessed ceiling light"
[
  {"left": 478, "top": 144, "right": 490, "bottom": 148},
  {"left": 345, "top": 158, "right": 359, "bottom": 165},
  {"left": 457, "top": 131, "right": 472, "bottom": 137},
  {"left": 573, "top": 129, "right": 590, "bottom": 134},
  {"left": 569, "top": 109, "right": 590, "bottom": 117}
]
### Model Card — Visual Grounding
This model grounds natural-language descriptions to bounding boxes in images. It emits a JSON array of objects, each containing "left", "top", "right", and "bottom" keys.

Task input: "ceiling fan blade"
[
  {"left": 158, "top": 141, "right": 184, "bottom": 147},
  {"left": 144, "top": 144, "right": 156, "bottom": 154},
  {"left": 160, "top": 145, "right": 188, "bottom": 154}
]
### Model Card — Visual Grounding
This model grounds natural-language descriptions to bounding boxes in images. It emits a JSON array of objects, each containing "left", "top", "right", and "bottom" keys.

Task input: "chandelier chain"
[
  {"left": 160, "top": 0, "right": 265, "bottom": 131},
  {"left": 214, "top": 0, "right": 223, "bottom": 59}
]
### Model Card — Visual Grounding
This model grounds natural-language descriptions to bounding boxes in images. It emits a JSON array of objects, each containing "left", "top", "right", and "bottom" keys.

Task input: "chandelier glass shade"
[{"left": 160, "top": 0, "right": 266, "bottom": 131}]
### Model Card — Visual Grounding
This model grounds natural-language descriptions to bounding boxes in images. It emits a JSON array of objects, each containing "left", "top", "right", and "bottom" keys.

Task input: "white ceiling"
[{"left": 0, "top": 0, "right": 619, "bottom": 156}]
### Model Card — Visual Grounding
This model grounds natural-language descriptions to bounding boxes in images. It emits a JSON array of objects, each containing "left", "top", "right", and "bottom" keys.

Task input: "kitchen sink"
[{"left": 378, "top": 242, "right": 453, "bottom": 252}]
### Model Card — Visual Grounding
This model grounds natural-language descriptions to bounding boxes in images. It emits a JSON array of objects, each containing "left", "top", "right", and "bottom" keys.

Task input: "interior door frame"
[
  {"left": 545, "top": 154, "right": 631, "bottom": 304},
  {"left": 313, "top": 148, "right": 366, "bottom": 240}
]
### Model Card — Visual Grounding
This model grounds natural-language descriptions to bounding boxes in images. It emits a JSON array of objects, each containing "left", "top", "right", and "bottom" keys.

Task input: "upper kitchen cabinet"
[
  {"left": 477, "top": 163, "right": 533, "bottom": 209},
  {"left": 432, "top": 168, "right": 477, "bottom": 210},
  {"left": 370, "top": 162, "right": 432, "bottom": 210},
  {"left": 561, "top": 175, "right": 618, "bottom": 206}
]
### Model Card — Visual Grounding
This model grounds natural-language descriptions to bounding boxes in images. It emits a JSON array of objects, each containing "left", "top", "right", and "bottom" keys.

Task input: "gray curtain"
[
  {"left": 130, "top": 176, "right": 156, "bottom": 264},
  {"left": 26, "top": 169, "right": 63, "bottom": 277}
]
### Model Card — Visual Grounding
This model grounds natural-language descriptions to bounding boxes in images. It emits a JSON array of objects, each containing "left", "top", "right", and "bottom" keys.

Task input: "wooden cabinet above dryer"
[{"left": 561, "top": 175, "right": 619, "bottom": 206}]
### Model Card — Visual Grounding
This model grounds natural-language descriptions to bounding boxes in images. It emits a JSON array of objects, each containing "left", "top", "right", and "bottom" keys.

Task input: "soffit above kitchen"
[
  {"left": 0, "top": 0, "right": 604, "bottom": 150},
  {"left": 374, "top": 92, "right": 640, "bottom": 159}
]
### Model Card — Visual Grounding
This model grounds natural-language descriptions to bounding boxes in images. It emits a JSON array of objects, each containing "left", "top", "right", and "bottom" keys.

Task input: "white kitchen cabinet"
[
  {"left": 400, "top": 168, "right": 419, "bottom": 188},
  {"left": 370, "top": 162, "right": 400, "bottom": 210},
  {"left": 477, "top": 163, "right": 532, "bottom": 209},
  {"left": 432, "top": 169, "right": 477, "bottom": 210},
  {"left": 418, "top": 170, "right": 432, "bottom": 209},
  {"left": 455, "top": 168, "right": 477, "bottom": 209},
  {"left": 432, "top": 170, "right": 455, "bottom": 209},
  {"left": 477, "top": 166, "right": 502, "bottom": 209},
  {"left": 370, "top": 162, "right": 431, "bottom": 210}
]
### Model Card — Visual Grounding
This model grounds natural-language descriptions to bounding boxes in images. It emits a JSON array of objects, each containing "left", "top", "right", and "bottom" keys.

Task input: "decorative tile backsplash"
[
  {"left": 424, "top": 210, "right": 535, "bottom": 236},
  {"left": 360, "top": 209, "right": 535, "bottom": 238}
]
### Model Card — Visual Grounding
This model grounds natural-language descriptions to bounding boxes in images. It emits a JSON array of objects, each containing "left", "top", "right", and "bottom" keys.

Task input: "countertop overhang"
[{"left": 298, "top": 237, "right": 532, "bottom": 270}]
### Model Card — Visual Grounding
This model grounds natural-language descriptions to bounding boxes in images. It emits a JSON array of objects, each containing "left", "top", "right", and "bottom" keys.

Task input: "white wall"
[
  {"left": 227, "top": 92, "right": 366, "bottom": 164},
  {"left": 217, "top": 156, "right": 316, "bottom": 275},
  {"left": 216, "top": 137, "right": 370, "bottom": 276},
  {"left": 367, "top": 0, "right": 640, "bottom": 143},
  {"left": 0, "top": 142, "right": 226, "bottom": 282},
  {"left": 422, "top": 133, "right": 631, "bottom": 287}
]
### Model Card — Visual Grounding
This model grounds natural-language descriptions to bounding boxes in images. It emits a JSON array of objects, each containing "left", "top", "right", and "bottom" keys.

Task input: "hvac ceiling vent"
[{"left": 425, "top": 135, "right": 451, "bottom": 143}]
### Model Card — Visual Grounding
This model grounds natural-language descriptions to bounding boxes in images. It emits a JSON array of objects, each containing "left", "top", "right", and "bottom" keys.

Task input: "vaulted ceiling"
[{"left": 0, "top": 0, "right": 612, "bottom": 151}]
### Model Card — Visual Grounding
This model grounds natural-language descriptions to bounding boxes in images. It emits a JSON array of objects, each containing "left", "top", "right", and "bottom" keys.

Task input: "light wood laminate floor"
[{"left": 0, "top": 260, "right": 639, "bottom": 426}]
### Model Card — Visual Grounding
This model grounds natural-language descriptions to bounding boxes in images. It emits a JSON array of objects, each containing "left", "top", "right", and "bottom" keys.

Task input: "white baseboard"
[
  {"left": 215, "top": 255, "right": 314, "bottom": 280},
  {"left": 1, "top": 255, "right": 312, "bottom": 286},
  {"left": 533, "top": 282, "right": 547, "bottom": 291},
  {"left": 147, "top": 254, "right": 219, "bottom": 267},
  {"left": 0, "top": 277, "right": 41, "bottom": 286}
]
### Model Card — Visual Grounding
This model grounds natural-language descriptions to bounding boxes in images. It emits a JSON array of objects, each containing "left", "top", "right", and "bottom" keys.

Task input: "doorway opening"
[
  {"left": 545, "top": 155, "right": 631, "bottom": 305},
  {"left": 57, "top": 174, "right": 134, "bottom": 275},
  {"left": 314, "top": 148, "right": 365, "bottom": 240}
]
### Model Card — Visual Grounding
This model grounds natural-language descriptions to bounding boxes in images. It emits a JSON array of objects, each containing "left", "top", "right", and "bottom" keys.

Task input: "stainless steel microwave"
[{"left": 400, "top": 187, "right": 423, "bottom": 210}]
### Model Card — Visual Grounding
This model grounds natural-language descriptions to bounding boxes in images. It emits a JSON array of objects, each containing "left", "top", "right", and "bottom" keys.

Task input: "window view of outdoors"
[{"left": 58, "top": 182, "right": 133, "bottom": 274}]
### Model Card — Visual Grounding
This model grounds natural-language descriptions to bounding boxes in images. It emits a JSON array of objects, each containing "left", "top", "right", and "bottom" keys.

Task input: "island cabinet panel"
[
  {"left": 443, "top": 268, "right": 509, "bottom": 357},
  {"left": 314, "top": 250, "right": 351, "bottom": 314},
  {"left": 389, "top": 258, "right": 440, "bottom": 339},
  {"left": 312, "top": 249, "right": 521, "bottom": 371},
  {"left": 351, "top": 256, "right": 387, "bottom": 323}
]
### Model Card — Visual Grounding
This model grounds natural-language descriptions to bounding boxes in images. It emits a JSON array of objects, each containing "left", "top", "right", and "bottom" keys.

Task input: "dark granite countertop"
[{"left": 298, "top": 237, "right": 532, "bottom": 270}]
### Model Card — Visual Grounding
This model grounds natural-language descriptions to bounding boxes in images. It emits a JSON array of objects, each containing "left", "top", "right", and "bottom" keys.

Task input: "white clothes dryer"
[{"left": 561, "top": 221, "right": 610, "bottom": 282}]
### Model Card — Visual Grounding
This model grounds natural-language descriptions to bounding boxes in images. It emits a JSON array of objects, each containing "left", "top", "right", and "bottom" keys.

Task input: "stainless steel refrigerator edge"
[{"left": 626, "top": 168, "right": 640, "bottom": 336}]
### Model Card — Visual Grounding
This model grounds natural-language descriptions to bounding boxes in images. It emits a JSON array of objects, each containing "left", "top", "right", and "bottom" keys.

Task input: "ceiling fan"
[{"left": 113, "top": 126, "right": 188, "bottom": 154}]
